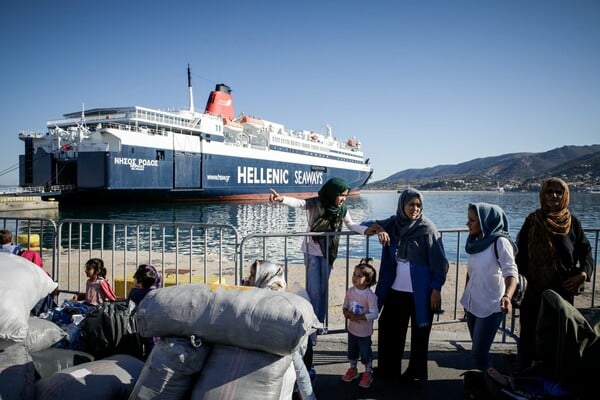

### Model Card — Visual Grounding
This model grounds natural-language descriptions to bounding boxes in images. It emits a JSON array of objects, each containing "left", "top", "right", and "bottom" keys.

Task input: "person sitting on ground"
[
  {"left": 75, "top": 258, "right": 118, "bottom": 306},
  {"left": 128, "top": 263, "right": 162, "bottom": 305},
  {"left": 0, "top": 229, "right": 21, "bottom": 254},
  {"left": 128, "top": 263, "right": 162, "bottom": 358},
  {"left": 341, "top": 258, "right": 378, "bottom": 389},
  {"left": 244, "top": 259, "right": 316, "bottom": 400}
]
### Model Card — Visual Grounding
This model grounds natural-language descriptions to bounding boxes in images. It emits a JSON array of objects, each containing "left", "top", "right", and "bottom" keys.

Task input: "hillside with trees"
[{"left": 366, "top": 145, "right": 600, "bottom": 192}]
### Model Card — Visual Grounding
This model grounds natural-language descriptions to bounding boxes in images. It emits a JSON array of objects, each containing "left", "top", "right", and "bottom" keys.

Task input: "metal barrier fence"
[
  {"left": 54, "top": 219, "right": 239, "bottom": 298},
  {"left": 0, "top": 217, "right": 57, "bottom": 274},
  {"left": 0, "top": 217, "right": 238, "bottom": 299},
  {"left": 2, "top": 216, "right": 599, "bottom": 338},
  {"left": 238, "top": 228, "right": 600, "bottom": 336}
]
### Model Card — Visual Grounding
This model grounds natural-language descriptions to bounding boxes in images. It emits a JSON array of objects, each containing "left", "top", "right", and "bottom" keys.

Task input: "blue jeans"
[
  {"left": 305, "top": 253, "right": 331, "bottom": 324},
  {"left": 465, "top": 310, "right": 504, "bottom": 370}
]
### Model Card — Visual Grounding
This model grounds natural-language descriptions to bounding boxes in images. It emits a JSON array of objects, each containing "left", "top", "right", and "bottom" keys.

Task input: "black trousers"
[{"left": 377, "top": 289, "right": 433, "bottom": 379}]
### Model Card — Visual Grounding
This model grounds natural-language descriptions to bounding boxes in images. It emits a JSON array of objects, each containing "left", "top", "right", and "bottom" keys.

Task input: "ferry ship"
[{"left": 18, "top": 68, "right": 373, "bottom": 203}]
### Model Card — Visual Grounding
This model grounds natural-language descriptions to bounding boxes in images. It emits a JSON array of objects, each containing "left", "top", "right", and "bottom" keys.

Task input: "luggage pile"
[{"left": 0, "top": 253, "right": 320, "bottom": 399}]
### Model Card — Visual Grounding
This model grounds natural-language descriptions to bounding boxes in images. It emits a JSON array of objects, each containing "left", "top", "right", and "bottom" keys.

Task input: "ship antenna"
[
  {"left": 81, "top": 102, "right": 85, "bottom": 126},
  {"left": 188, "top": 64, "right": 195, "bottom": 112}
]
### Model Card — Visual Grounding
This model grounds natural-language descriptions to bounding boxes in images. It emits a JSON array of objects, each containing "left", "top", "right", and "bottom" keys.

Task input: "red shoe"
[
  {"left": 341, "top": 367, "right": 359, "bottom": 382},
  {"left": 359, "top": 372, "right": 373, "bottom": 388}
]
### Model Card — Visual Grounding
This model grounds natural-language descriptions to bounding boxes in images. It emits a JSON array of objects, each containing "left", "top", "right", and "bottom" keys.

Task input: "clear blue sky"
[{"left": 1, "top": 1, "right": 599, "bottom": 185}]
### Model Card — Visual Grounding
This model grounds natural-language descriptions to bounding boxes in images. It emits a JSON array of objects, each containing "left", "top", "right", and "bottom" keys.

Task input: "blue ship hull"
[
  {"left": 19, "top": 79, "right": 373, "bottom": 203},
  {"left": 24, "top": 144, "right": 372, "bottom": 203}
]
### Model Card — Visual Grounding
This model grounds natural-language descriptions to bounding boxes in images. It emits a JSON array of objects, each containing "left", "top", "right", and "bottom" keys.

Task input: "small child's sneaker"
[
  {"left": 341, "top": 367, "right": 359, "bottom": 382},
  {"left": 359, "top": 372, "right": 373, "bottom": 388}
]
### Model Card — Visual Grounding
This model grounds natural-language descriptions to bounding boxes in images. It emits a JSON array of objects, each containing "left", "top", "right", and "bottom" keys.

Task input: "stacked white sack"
[
  {"left": 0, "top": 253, "right": 57, "bottom": 349},
  {"left": 136, "top": 284, "right": 320, "bottom": 356}
]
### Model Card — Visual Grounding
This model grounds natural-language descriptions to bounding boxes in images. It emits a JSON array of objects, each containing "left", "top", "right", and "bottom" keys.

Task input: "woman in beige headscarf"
[{"left": 515, "top": 177, "right": 594, "bottom": 370}]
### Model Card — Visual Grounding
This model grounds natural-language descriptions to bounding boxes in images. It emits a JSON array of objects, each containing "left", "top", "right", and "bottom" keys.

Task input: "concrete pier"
[{"left": 0, "top": 196, "right": 58, "bottom": 212}]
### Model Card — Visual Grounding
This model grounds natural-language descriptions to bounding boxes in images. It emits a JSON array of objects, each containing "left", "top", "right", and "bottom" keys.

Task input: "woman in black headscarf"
[
  {"left": 515, "top": 177, "right": 594, "bottom": 370},
  {"left": 363, "top": 188, "right": 449, "bottom": 384}
]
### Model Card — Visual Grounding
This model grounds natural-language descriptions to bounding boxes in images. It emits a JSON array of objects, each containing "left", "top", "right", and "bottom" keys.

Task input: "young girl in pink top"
[
  {"left": 77, "top": 258, "right": 117, "bottom": 306},
  {"left": 341, "top": 258, "right": 379, "bottom": 389}
]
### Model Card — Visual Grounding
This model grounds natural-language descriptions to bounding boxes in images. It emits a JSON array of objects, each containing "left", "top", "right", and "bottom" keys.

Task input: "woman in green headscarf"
[
  {"left": 269, "top": 178, "right": 368, "bottom": 327},
  {"left": 515, "top": 177, "right": 594, "bottom": 370}
]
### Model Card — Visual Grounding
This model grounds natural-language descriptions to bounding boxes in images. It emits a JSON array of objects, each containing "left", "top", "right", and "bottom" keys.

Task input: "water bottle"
[{"left": 351, "top": 302, "right": 363, "bottom": 315}]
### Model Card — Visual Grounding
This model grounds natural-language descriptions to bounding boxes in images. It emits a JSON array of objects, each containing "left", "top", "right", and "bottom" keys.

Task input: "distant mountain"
[{"left": 366, "top": 145, "right": 600, "bottom": 191}]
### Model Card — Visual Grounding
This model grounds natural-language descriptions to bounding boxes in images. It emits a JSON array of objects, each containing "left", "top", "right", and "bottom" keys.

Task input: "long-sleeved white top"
[{"left": 460, "top": 237, "right": 518, "bottom": 318}]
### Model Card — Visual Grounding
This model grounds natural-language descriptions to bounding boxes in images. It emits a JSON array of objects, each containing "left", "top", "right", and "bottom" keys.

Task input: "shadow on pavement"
[{"left": 311, "top": 333, "right": 519, "bottom": 400}]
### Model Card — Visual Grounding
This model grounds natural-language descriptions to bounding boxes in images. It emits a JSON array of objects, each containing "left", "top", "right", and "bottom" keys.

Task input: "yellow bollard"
[{"left": 17, "top": 233, "right": 41, "bottom": 250}]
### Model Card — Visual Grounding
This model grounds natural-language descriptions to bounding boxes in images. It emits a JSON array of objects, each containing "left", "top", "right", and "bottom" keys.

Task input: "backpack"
[
  {"left": 79, "top": 299, "right": 144, "bottom": 360},
  {"left": 493, "top": 238, "right": 527, "bottom": 308}
]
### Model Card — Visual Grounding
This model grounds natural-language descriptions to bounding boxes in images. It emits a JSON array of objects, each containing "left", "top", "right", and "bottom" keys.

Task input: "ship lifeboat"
[
  {"left": 223, "top": 118, "right": 243, "bottom": 132},
  {"left": 240, "top": 116, "right": 264, "bottom": 126}
]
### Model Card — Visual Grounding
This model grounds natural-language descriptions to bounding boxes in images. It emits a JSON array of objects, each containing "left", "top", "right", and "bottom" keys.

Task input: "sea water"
[{"left": 54, "top": 191, "right": 600, "bottom": 261}]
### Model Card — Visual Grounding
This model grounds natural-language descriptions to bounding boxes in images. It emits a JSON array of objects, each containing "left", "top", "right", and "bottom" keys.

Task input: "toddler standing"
[{"left": 341, "top": 258, "right": 378, "bottom": 388}]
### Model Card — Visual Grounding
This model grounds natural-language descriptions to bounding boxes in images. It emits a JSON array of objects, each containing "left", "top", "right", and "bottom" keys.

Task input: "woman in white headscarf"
[{"left": 246, "top": 260, "right": 316, "bottom": 400}]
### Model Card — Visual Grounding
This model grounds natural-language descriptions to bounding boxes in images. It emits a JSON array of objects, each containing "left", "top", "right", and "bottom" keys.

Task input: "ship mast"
[{"left": 188, "top": 64, "right": 194, "bottom": 112}]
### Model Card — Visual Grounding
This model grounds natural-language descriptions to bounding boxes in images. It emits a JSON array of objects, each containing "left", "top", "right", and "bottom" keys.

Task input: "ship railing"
[
  {"left": 0, "top": 186, "right": 47, "bottom": 195},
  {"left": 47, "top": 117, "right": 85, "bottom": 126},
  {"left": 1, "top": 215, "right": 598, "bottom": 341},
  {"left": 19, "top": 130, "right": 43, "bottom": 138}
]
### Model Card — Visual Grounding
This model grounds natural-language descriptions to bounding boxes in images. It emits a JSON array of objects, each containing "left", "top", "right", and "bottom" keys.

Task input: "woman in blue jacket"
[{"left": 365, "top": 188, "right": 449, "bottom": 384}]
